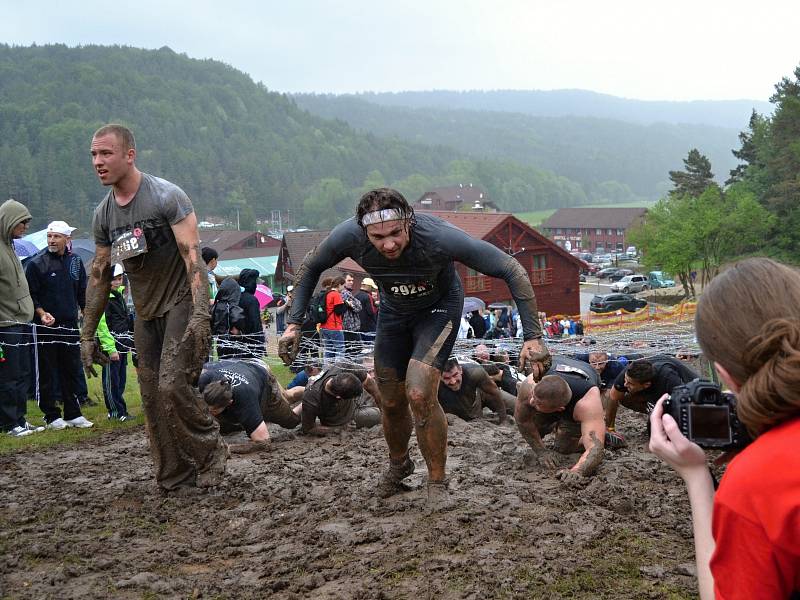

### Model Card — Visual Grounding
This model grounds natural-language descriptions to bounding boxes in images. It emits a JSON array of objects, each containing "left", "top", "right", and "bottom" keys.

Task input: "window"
[
  {"left": 607, "top": 229, "right": 613, "bottom": 235},
  {"left": 464, "top": 267, "right": 491, "bottom": 293},
  {"left": 530, "top": 255, "right": 552, "bottom": 286},
  {"left": 595, "top": 228, "right": 602, "bottom": 235},
  {"left": 556, "top": 228, "right": 563, "bottom": 234},
  {"left": 617, "top": 229, "right": 624, "bottom": 235}
]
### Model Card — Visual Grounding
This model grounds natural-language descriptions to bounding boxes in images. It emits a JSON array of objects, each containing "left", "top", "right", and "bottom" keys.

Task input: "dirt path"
[{"left": 0, "top": 410, "right": 699, "bottom": 599}]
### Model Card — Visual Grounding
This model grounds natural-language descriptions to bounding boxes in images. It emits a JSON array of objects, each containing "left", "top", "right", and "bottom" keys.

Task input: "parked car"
[
  {"left": 608, "top": 268, "right": 635, "bottom": 282},
  {"left": 626, "top": 246, "right": 637, "bottom": 259},
  {"left": 597, "top": 267, "right": 620, "bottom": 279},
  {"left": 579, "top": 273, "right": 587, "bottom": 282},
  {"left": 610, "top": 274, "right": 649, "bottom": 293},
  {"left": 589, "top": 293, "right": 648, "bottom": 313},
  {"left": 648, "top": 271, "right": 676, "bottom": 288}
]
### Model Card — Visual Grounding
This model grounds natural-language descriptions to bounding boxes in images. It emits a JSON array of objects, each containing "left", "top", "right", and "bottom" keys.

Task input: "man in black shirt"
[
  {"left": 198, "top": 359, "right": 303, "bottom": 453},
  {"left": 279, "top": 188, "right": 550, "bottom": 506},
  {"left": 300, "top": 363, "right": 382, "bottom": 435},
  {"left": 515, "top": 356, "right": 606, "bottom": 482},
  {"left": 438, "top": 358, "right": 511, "bottom": 424},
  {"left": 607, "top": 355, "right": 698, "bottom": 431}
]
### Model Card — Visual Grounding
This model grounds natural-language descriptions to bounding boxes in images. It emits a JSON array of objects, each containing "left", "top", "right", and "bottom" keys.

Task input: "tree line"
[
  {"left": 629, "top": 65, "right": 800, "bottom": 292},
  {"left": 0, "top": 44, "right": 593, "bottom": 231}
]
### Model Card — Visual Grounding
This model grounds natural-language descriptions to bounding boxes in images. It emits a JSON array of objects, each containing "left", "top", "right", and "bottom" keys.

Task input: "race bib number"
[
  {"left": 111, "top": 228, "right": 148, "bottom": 263},
  {"left": 388, "top": 280, "right": 433, "bottom": 297}
]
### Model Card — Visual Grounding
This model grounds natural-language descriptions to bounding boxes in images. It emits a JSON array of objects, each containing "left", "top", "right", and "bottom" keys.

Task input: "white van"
[{"left": 626, "top": 246, "right": 637, "bottom": 259}]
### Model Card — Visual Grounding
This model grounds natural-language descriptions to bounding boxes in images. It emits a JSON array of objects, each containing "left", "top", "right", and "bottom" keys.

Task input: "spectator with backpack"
[
  {"left": 211, "top": 278, "right": 245, "bottom": 359},
  {"left": 312, "top": 276, "right": 347, "bottom": 364},
  {"left": 237, "top": 269, "right": 265, "bottom": 359}
]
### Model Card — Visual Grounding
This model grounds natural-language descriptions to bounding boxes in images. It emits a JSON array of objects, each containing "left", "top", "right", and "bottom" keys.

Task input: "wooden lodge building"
[{"left": 276, "top": 212, "right": 583, "bottom": 317}]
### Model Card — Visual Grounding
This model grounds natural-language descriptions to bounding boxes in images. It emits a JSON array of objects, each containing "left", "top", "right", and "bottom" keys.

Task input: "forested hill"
[
  {"left": 294, "top": 94, "right": 742, "bottom": 199},
  {"left": 353, "top": 90, "right": 772, "bottom": 129},
  {"left": 0, "top": 44, "right": 594, "bottom": 230}
]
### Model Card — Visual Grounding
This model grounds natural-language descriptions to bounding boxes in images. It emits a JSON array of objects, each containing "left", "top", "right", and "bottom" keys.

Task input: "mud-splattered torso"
[{"left": 289, "top": 213, "right": 542, "bottom": 339}]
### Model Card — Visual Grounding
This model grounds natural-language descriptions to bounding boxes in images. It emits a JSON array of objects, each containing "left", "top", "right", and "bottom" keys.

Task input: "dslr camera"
[{"left": 663, "top": 379, "right": 751, "bottom": 450}]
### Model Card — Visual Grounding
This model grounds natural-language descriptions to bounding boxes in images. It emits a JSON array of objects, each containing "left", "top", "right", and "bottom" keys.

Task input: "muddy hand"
[
  {"left": 557, "top": 468, "right": 584, "bottom": 484},
  {"left": 181, "top": 314, "right": 211, "bottom": 385},
  {"left": 519, "top": 338, "right": 552, "bottom": 381},
  {"left": 535, "top": 448, "right": 560, "bottom": 469},
  {"left": 278, "top": 330, "right": 300, "bottom": 366},
  {"left": 80, "top": 339, "right": 109, "bottom": 378}
]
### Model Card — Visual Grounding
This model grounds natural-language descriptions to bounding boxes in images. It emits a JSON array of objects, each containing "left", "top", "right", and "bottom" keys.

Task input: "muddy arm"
[
  {"left": 570, "top": 388, "right": 606, "bottom": 477},
  {"left": 606, "top": 386, "right": 624, "bottom": 430},
  {"left": 172, "top": 212, "right": 210, "bottom": 313},
  {"left": 362, "top": 374, "right": 383, "bottom": 410},
  {"left": 514, "top": 378, "right": 545, "bottom": 451},
  {"left": 81, "top": 245, "right": 113, "bottom": 340},
  {"left": 478, "top": 372, "right": 507, "bottom": 424}
]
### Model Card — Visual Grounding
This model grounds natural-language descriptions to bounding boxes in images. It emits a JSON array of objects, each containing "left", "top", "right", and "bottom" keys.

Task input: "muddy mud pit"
[{"left": 0, "top": 409, "right": 701, "bottom": 599}]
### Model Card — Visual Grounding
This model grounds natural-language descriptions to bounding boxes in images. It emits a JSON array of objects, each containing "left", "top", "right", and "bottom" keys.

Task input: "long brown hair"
[{"left": 695, "top": 257, "right": 800, "bottom": 435}]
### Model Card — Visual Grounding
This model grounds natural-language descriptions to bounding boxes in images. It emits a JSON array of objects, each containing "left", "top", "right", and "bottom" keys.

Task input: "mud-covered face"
[
  {"left": 91, "top": 133, "right": 135, "bottom": 187},
  {"left": 365, "top": 219, "right": 410, "bottom": 260},
  {"left": 441, "top": 365, "right": 463, "bottom": 391},
  {"left": 474, "top": 344, "right": 490, "bottom": 363},
  {"left": 588, "top": 352, "right": 608, "bottom": 374},
  {"left": 47, "top": 232, "right": 68, "bottom": 255}
]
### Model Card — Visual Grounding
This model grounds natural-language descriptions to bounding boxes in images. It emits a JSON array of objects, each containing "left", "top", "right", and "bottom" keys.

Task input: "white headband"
[{"left": 361, "top": 208, "right": 406, "bottom": 226}]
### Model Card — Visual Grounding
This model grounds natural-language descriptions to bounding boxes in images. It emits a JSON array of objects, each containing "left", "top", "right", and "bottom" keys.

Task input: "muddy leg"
[
  {"left": 376, "top": 367, "right": 413, "bottom": 461},
  {"left": 406, "top": 359, "right": 447, "bottom": 482}
]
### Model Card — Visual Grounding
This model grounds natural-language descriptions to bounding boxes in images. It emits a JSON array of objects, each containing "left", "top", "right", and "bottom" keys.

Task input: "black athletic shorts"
[{"left": 373, "top": 280, "right": 463, "bottom": 379}]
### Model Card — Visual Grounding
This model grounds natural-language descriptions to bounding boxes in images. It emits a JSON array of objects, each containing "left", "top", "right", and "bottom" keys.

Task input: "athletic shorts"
[{"left": 373, "top": 282, "right": 463, "bottom": 379}]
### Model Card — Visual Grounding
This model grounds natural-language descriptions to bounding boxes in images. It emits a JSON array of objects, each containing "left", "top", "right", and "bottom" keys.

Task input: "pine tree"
[{"left": 668, "top": 149, "right": 716, "bottom": 198}]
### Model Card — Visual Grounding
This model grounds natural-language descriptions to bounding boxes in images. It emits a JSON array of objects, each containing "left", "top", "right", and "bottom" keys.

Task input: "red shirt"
[
  {"left": 710, "top": 417, "right": 800, "bottom": 599},
  {"left": 322, "top": 289, "right": 343, "bottom": 330}
]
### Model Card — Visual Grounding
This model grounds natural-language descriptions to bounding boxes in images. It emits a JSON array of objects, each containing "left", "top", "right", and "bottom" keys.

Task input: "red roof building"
[
  {"left": 541, "top": 207, "right": 647, "bottom": 253},
  {"left": 414, "top": 184, "right": 500, "bottom": 212},
  {"left": 276, "top": 213, "right": 583, "bottom": 316}
]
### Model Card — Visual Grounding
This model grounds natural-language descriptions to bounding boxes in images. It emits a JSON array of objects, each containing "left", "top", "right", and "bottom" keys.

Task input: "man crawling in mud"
[
  {"left": 299, "top": 363, "right": 382, "bottom": 435},
  {"left": 81, "top": 124, "right": 227, "bottom": 492},
  {"left": 279, "top": 188, "right": 550, "bottom": 507},
  {"left": 515, "top": 356, "right": 606, "bottom": 482},
  {"left": 606, "top": 354, "right": 698, "bottom": 434},
  {"left": 438, "top": 358, "right": 513, "bottom": 424}
]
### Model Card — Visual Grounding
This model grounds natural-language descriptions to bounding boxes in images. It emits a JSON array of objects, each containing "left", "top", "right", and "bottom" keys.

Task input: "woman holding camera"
[{"left": 649, "top": 257, "right": 800, "bottom": 599}]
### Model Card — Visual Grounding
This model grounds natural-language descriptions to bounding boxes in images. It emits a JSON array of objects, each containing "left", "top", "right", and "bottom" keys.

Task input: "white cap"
[
  {"left": 112, "top": 264, "right": 124, "bottom": 277},
  {"left": 47, "top": 220, "right": 76, "bottom": 237}
]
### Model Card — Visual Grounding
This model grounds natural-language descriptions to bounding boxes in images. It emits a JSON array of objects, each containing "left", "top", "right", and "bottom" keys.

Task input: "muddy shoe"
[
  {"left": 605, "top": 430, "right": 627, "bottom": 449},
  {"left": 197, "top": 447, "right": 227, "bottom": 488},
  {"left": 377, "top": 455, "right": 415, "bottom": 498},
  {"left": 426, "top": 479, "right": 452, "bottom": 512}
]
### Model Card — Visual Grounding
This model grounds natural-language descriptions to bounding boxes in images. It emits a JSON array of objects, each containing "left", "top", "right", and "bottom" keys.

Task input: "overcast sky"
[{"left": 2, "top": 0, "right": 797, "bottom": 102}]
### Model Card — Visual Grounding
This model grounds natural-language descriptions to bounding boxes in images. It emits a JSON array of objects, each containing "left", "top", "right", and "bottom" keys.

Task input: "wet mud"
[{"left": 0, "top": 409, "right": 700, "bottom": 599}]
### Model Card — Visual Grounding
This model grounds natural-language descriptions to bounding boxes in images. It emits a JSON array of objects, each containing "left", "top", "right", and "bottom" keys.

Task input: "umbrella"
[
  {"left": 463, "top": 296, "right": 485, "bottom": 314},
  {"left": 13, "top": 238, "right": 38, "bottom": 258},
  {"left": 254, "top": 284, "right": 273, "bottom": 310}
]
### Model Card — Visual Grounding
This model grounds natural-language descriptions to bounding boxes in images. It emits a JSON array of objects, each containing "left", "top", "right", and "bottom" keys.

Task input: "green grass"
[{"left": 0, "top": 356, "right": 295, "bottom": 455}]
